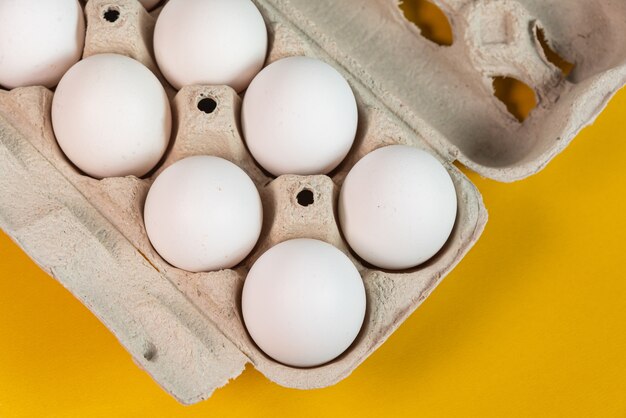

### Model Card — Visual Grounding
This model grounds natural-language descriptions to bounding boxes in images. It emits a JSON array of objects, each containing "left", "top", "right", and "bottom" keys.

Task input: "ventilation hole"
[
  {"left": 399, "top": 0, "right": 453, "bottom": 46},
  {"left": 492, "top": 77, "right": 537, "bottom": 122},
  {"left": 197, "top": 97, "right": 217, "bottom": 114},
  {"left": 536, "top": 28, "right": 575, "bottom": 77},
  {"left": 143, "top": 342, "right": 157, "bottom": 361},
  {"left": 296, "top": 189, "right": 314, "bottom": 207},
  {"left": 103, "top": 8, "right": 120, "bottom": 22}
]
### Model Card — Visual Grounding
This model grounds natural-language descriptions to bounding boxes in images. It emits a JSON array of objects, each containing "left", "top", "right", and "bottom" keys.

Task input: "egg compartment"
[
  {"left": 0, "top": 0, "right": 486, "bottom": 403},
  {"left": 6, "top": 0, "right": 621, "bottom": 405}
]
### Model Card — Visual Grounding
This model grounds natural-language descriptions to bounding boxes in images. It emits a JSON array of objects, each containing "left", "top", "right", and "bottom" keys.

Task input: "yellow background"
[{"left": 2, "top": 3, "right": 626, "bottom": 416}]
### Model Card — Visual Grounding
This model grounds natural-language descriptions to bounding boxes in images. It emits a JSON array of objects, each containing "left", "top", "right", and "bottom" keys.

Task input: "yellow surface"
[{"left": 2, "top": 4, "right": 626, "bottom": 415}]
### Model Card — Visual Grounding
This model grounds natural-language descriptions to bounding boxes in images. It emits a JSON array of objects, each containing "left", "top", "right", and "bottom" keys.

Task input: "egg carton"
[{"left": 0, "top": 0, "right": 624, "bottom": 405}]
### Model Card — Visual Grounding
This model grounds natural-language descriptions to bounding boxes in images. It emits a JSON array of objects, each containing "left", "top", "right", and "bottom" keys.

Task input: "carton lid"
[{"left": 264, "top": 0, "right": 626, "bottom": 181}]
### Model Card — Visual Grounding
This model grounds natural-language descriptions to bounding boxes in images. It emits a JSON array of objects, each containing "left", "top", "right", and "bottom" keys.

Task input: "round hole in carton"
[
  {"left": 143, "top": 342, "right": 157, "bottom": 361},
  {"left": 296, "top": 189, "right": 314, "bottom": 207},
  {"left": 103, "top": 7, "right": 120, "bottom": 23},
  {"left": 197, "top": 97, "right": 217, "bottom": 114}
]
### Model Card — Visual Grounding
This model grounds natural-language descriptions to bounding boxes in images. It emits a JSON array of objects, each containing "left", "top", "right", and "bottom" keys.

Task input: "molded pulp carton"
[{"left": 1, "top": 0, "right": 624, "bottom": 404}]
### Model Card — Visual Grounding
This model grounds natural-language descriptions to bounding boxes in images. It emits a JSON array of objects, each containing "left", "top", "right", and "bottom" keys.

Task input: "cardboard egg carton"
[{"left": 0, "top": 0, "right": 624, "bottom": 404}]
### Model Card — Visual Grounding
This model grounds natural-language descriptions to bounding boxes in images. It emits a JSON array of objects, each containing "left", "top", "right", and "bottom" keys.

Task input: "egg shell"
[
  {"left": 0, "top": 0, "right": 85, "bottom": 89},
  {"left": 144, "top": 156, "right": 263, "bottom": 273},
  {"left": 51, "top": 53, "right": 172, "bottom": 179},
  {"left": 242, "top": 56, "right": 358, "bottom": 176},
  {"left": 2, "top": 0, "right": 624, "bottom": 406},
  {"left": 242, "top": 238, "right": 366, "bottom": 368},
  {"left": 339, "top": 145, "right": 458, "bottom": 270},
  {"left": 153, "top": 0, "right": 268, "bottom": 91}
]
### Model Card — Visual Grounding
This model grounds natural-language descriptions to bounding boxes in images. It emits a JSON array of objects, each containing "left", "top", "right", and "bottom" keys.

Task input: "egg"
[
  {"left": 242, "top": 56, "right": 358, "bottom": 176},
  {"left": 0, "top": 0, "right": 85, "bottom": 89},
  {"left": 51, "top": 53, "right": 171, "bottom": 179},
  {"left": 144, "top": 156, "right": 263, "bottom": 273},
  {"left": 242, "top": 238, "right": 366, "bottom": 368},
  {"left": 153, "top": 0, "right": 267, "bottom": 92},
  {"left": 339, "top": 145, "right": 457, "bottom": 270}
]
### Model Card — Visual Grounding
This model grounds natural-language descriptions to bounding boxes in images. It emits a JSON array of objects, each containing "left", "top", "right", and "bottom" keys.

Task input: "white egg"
[
  {"left": 339, "top": 145, "right": 457, "bottom": 270},
  {"left": 153, "top": 0, "right": 267, "bottom": 92},
  {"left": 0, "top": 0, "right": 84, "bottom": 89},
  {"left": 242, "top": 56, "right": 358, "bottom": 176},
  {"left": 51, "top": 54, "right": 171, "bottom": 179},
  {"left": 144, "top": 156, "right": 263, "bottom": 273},
  {"left": 242, "top": 238, "right": 366, "bottom": 368}
]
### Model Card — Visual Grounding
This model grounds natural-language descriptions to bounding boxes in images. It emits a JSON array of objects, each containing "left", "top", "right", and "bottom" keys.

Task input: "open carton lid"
[{"left": 265, "top": 0, "right": 626, "bottom": 182}]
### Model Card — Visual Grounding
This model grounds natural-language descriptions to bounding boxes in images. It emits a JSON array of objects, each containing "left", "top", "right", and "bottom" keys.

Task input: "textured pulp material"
[{"left": 1, "top": 0, "right": 624, "bottom": 404}]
